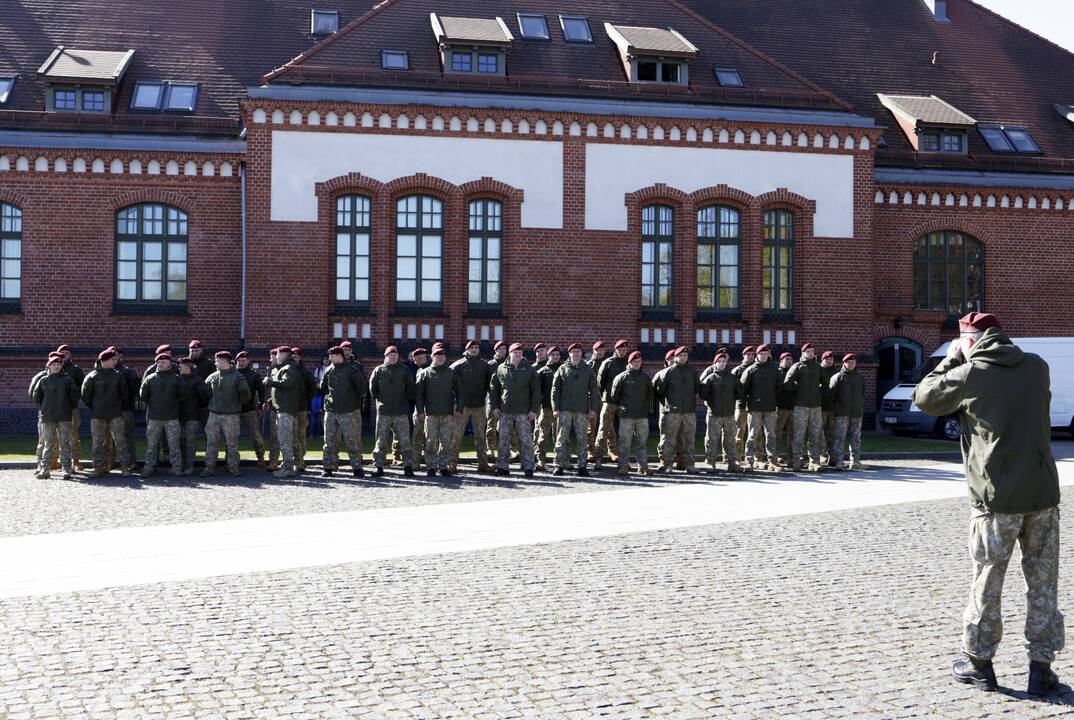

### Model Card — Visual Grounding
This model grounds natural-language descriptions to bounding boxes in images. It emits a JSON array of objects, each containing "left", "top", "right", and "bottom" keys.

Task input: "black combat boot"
[
  {"left": 952, "top": 656, "right": 998, "bottom": 692},
  {"left": 403, "top": 466, "right": 414, "bottom": 478},
  {"left": 1028, "top": 661, "right": 1060, "bottom": 696}
]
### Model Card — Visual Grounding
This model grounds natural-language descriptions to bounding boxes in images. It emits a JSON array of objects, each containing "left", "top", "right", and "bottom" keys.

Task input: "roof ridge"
[
  {"left": 263, "top": 0, "right": 407, "bottom": 83},
  {"left": 961, "top": 0, "right": 1074, "bottom": 68},
  {"left": 660, "top": 0, "right": 856, "bottom": 113}
]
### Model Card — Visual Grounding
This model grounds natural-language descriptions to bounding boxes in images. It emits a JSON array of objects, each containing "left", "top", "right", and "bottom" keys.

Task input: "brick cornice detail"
[
  {"left": 0, "top": 188, "right": 29, "bottom": 208},
  {"left": 109, "top": 189, "right": 193, "bottom": 212},
  {"left": 902, "top": 218, "right": 995, "bottom": 247}
]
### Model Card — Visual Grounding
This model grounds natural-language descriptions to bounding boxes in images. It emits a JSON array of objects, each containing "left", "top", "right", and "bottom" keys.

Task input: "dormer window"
[
  {"left": 919, "top": 131, "right": 964, "bottom": 153},
  {"left": 604, "top": 24, "right": 698, "bottom": 85},
  {"left": 877, "top": 93, "right": 975, "bottom": 153},
  {"left": 430, "top": 13, "right": 513, "bottom": 77},
  {"left": 451, "top": 52, "right": 472, "bottom": 72},
  {"left": 37, "top": 46, "right": 133, "bottom": 114},
  {"left": 0, "top": 77, "right": 14, "bottom": 105},
  {"left": 311, "top": 9, "right": 339, "bottom": 34},
  {"left": 54, "top": 89, "right": 76, "bottom": 110}
]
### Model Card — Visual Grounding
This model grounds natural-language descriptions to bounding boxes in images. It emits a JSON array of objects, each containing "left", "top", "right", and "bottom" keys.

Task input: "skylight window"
[
  {"left": 0, "top": 77, "right": 14, "bottom": 105},
  {"left": 130, "top": 81, "right": 164, "bottom": 110},
  {"left": 559, "top": 15, "right": 592, "bottom": 43},
  {"left": 311, "top": 9, "right": 339, "bottom": 34},
  {"left": 517, "top": 13, "right": 549, "bottom": 40},
  {"left": 381, "top": 50, "right": 409, "bottom": 70},
  {"left": 163, "top": 83, "right": 197, "bottom": 112},
  {"left": 978, "top": 124, "right": 1042, "bottom": 154},
  {"left": 714, "top": 68, "right": 743, "bottom": 87}
]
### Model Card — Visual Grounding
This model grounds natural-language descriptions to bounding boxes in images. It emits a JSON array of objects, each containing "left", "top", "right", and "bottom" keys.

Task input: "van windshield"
[{"left": 910, "top": 355, "right": 946, "bottom": 382}]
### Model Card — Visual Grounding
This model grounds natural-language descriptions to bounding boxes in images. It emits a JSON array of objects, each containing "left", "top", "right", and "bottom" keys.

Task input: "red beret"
[
  {"left": 214, "top": 351, "right": 233, "bottom": 361},
  {"left": 465, "top": 340, "right": 479, "bottom": 350},
  {"left": 742, "top": 345, "right": 755, "bottom": 354},
  {"left": 821, "top": 350, "right": 835, "bottom": 359},
  {"left": 340, "top": 340, "right": 353, "bottom": 348},
  {"left": 673, "top": 346, "right": 688, "bottom": 356},
  {"left": 567, "top": 342, "right": 582, "bottom": 352},
  {"left": 235, "top": 351, "right": 249, "bottom": 359},
  {"left": 290, "top": 347, "right": 302, "bottom": 355},
  {"left": 328, "top": 346, "right": 343, "bottom": 355},
  {"left": 155, "top": 353, "right": 173, "bottom": 363},
  {"left": 756, "top": 343, "right": 771, "bottom": 353},
  {"left": 614, "top": 339, "right": 628, "bottom": 349},
  {"left": 493, "top": 340, "right": 507, "bottom": 351},
  {"left": 780, "top": 352, "right": 793, "bottom": 361},
  {"left": 508, "top": 342, "right": 523, "bottom": 352},
  {"left": 664, "top": 349, "right": 674, "bottom": 361},
  {"left": 47, "top": 353, "right": 63, "bottom": 365},
  {"left": 98, "top": 349, "right": 117, "bottom": 362},
  {"left": 592, "top": 341, "right": 606, "bottom": 350},
  {"left": 801, "top": 342, "right": 814, "bottom": 351},
  {"left": 188, "top": 339, "right": 203, "bottom": 349},
  {"left": 714, "top": 349, "right": 728, "bottom": 361},
  {"left": 534, "top": 342, "right": 546, "bottom": 351},
  {"left": 275, "top": 345, "right": 291, "bottom": 354},
  {"left": 548, "top": 345, "right": 560, "bottom": 354},
  {"left": 155, "top": 344, "right": 171, "bottom": 355},
  {"left": 179, "top": 356, "right": 196, "bottom": 365},
  {"left": 843, "top": 353, "right": 857, "bottom": 363},
  {"left": 958, "top": 312, "right": 1001, "bottom": 333},
  {"left": 106, "top": 345, "right": 119, "bottom": 353},
  {"left": 56, "top": 344, "right": 70, "bottom": 353},
  {"left": 411, "top": 347, "right": 428, "bottom": 357},
  {"left": 383, "top": 345, "right": 399, "bottom": 356},
  {"left": 628, "top": 351, "right": 642, "bottom": 362},
  {"left": 431, "top": 346, "right": 446, "bottom": 356}
]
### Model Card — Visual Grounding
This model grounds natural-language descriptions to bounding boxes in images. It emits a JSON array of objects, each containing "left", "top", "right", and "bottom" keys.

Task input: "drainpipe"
[{"left": 239, "top": 160, "right": 248, "bottom": 349}]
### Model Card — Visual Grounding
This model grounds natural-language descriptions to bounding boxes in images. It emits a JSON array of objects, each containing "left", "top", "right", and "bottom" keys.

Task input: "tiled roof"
[
  {"left": 37, "top": 47, "right": 134, "bottom": 84},
  {"left": 682, "top": 0, "right": 1074, "bottom": 169},
  {"left": 605, "top": 24, "right": 699, "bottom": 57},
  {"left": 877, "top": 94, "right": 976, "bottom": 127},
  {"left": 432, "top": 14, "right": 513, "bottom": 45}
]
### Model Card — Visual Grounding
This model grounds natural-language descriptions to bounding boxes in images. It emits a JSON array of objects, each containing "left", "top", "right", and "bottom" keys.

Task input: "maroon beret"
[
  {"left": 235, "top": 351, "right": 249, "bottom": 359},
  {"left": 958, "top": 312, "right": 1001, "bottom": 333},
  {"left": 56, "top": 344, "right": 70, "bottom": 353},
  {"left": 98, "top": 349, "right": 117, "bottom": 362},
  {"left": 567, "top": 342, "right": 582, "bottom": 352},
  {"left": 47, "top": 353, "right": 63, "bottom": 365},
  {"left": 214, "top": 351, "right": 233, "bottom": 361},
  {"left": 592, "top": 341, "right": 606, "bottom": 351},
  {"left": 843, "top": 353, "right": 857, "bottom": 363},
  {"left": 508, "top": 342, "right": 523, "bottom": 352},
  {"left": 534, "top": 342, "right": 546, "bottom": 351},
  {"left": 628, "top": 351, "right": 642, "bottom": 363},
  {"left": 801, "top": 342, "right": 814, "bottom": 351},
  {"left": 340, "top": 340, "right": 353, "bottom": 348},
  {"left": 756, "top": 343, "right": 771, "bottom": 353},
  {"left": 742, "top": 345, "right": 755, "bottom": 354},
  {"left": 493, "top": 340, "right": 507, "bottom": 351},
  {"left": 614, "top": 339, "right": 629, "bottom": 349},
  {"left": 155, "top": 344, "right": 171, "bottom": 355},
  {"left": 821, "top": 350, "right": 835, "bottom": 360},
  {"left": 327, "top": 346, "right": 343, "bottom": 355},
  {"left": 155, "top": 353, "right": 173, "bottom": 363},
  {"left": 664, "top": 349, "right": 674, "bottom": 361},
  {"left": 188, "top": 339, "right": 203, "bottom": 349},
  {"left": 465, "top": 340, "right": 479, "bottom": 350},
  {"left": 714, "top": 349, "right": 728, "bottom": 361},
  {"left": 780, "top": 352, "right": 793, "bottom": 361},
  {"left": 431, "top": 346, "right": 446, "bottom": 356},
  {"left": 383, "top": 345, "right": 399, "bottom": 356},
  {"left": 673, "top": 346, "right": 688, "bottom": 357},
  {"left": 290, "top": 346, "right": 302, "bottom": 355},
  {"left": 411, "top": 347, "right": 428, "bottom": 357},
  {"left": 548, "top": 345, "right": 561, "bottom": 354},
  {"left": 179, "top": 356, "right": 196, "bottom": 365},
  {"left": 275, "top": 345, "right": 291, "bottom": 354}
]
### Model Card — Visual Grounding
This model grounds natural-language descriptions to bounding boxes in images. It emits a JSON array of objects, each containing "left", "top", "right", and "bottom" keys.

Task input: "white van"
[{"left": 877, "top": 337, "right": 1074, "bottom": 440}]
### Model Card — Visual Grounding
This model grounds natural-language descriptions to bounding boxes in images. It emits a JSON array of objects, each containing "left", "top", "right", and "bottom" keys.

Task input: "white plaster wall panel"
[
  {"left": 271, "top": 131, "right": 564, "bottom": 228},
  {"left": 585, "top": 144, "right": 855, "bottom": 238}
]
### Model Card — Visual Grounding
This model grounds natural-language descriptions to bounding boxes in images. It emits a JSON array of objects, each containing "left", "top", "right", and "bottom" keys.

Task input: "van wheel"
[{"left": 936, "top": 416, "right": 961, "bottom": 441}]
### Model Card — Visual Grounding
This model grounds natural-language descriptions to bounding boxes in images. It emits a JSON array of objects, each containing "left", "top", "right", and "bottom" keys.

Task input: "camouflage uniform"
[
  {"left": 551, "top": 360, "right": 599, "bottom": 472},
  {"left": 90, "top": 417, "right": 128, "bottom": 471},
  {"left": 652, "top": 362, "right": 699, "bottom": 473},
  {"left": 449, "top": 353, "right": 493, "bottom": 468},
  {"left": 81, "top": 365, "right": 130, "bottom": 473},
  {"left": 324, "top": 411, "right": 363, "bottom": 472},
  {"left": 740, "top": 358, "right": 781, "bottom": 467},
  {"left": 374, "top": 414, "right": 412, "bottom": 468},
  {"left": 832, "top": 416, "right": 862, "bottom": 466},
  {"left": 610, "top": 366, "right": 652, "bottom": 474},
  {"left": 203, "top": 367, "right": 250, "bottom": 473},
  {"left": 595, "top": 353, "right": 628, "bottom": 463},
  {"left": 490, "top": 359, "right": 540, "bottom": 473},
  {"left": 369, "top": 360, "right": 415, "bottom": 469},
  {"left": 415, "top": 361, "right": 462, "bottom": 472},
  {"left": 773, "top": 364, "right": 795, "bottom": 464},
  {"left": 424, "top": 416, "right": 455, "bottom": 471},
  {"left": 205, "top": 414, "right": 241, "bottom": 471},
  {"left": 320, "top": 360, "right": 367, "bottom": 473},
  {"left": 731, "top": 357, "right": 754, "bottom": 459},
  {"left": 829, "top": 366, "right": 865, "bottom": 468},
  {"left": 31, "top": 369, "right": 78, "bottom": 477},
  {"left": 786, "top": 357, "right": 825, "bottom": 467},
  {"left": 39, "top": 420, "right": 72, "bottom": 477},
  {"left": 145, "top": 420, "right": 182, "bottom": 474}
]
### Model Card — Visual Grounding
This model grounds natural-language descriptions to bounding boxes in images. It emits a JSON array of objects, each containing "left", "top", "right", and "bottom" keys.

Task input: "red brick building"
[{"left": 2, "top": 0, "right": 1074, "bottom": 431}]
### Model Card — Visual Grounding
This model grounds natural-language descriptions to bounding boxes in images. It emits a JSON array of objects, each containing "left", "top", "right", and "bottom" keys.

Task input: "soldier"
[
  {"left": 740, "top": 343, "right": 780, "bottom": 472},
  {"left": 403, "top": 347, "right": 429, "bottom": 469},
  {"left": 653, "top": 346, "right": 700, "bottom": 474},
  {"left": 653, "top": 348, "right": 674, "bottom": 470},
  {"left": 532, "top": 342, "right": 549, "bottom": 371},
  {"left": 202, "top": 351, "right": 250, "bottom": 477},
  {"left": 586, "top": 340, "right": 609, "bottom": 462},
  {"left": 610, "top": 350, "right": 652, "bottom": 477},
  {"left": 534, "top": 346, "right": 562, "bottom": 471},
  {"left": 489, "top": 342, "right": 539, "bottom": 477},
  {"left": 913, "top": 312, "right": 1063, "bottom": 696},
  {"left": 31, "top": 353, "right": 79, "bottom": 480},
  {"left": 595, "top": 339, "right": 630, "bottom": 466},
  {"left": 530, "top": 342, "right": 550, "bottom": 454},
  {"left": 828, "top": 353, "right": 865, "bottom": 471},
  {"left": 264, "top": 346, "right": 304, "bottom": 479},
  {"left": 187, "top": 339, "right": 214, "bottom": 380},
  {"left": 700, "top": 348, "right": 741, "bottom": 473},
  {"left": 319, "top": 345, "right": 367, "bottom": 478},
  {"left": 81, "top": 348, "right": 131, "bottom": 477},
  {"left": 370, "top": 345, "right": 415, "bottom": 477},
  {"left": 113, "top": 347, "right": 141, "bottom": 460},
  {"left": 292, "top": 347, "right": 318, "bottom": 472},
  {"left": 772, "top": 352, "right": 796, "bottom": 466},
  {"left": 235, "top": 351, "right": 267, "bottom": 468},
  {"left": 450, "top": 340, "right": 494, "bottom": 474},
  {"left": 416, "top": 344, "right": 463, "bottom": 477},
  {"left": 485, "top": 340, "right": 509, "bottom": 462},
  {"left": 144, "top": 344, "right": 171, "bottom": 379},
  {"left": 177, "top": 356, "right": 208, "bottom": 475},
  {"left": 139, "top": 352, "right": 183, "bottom": 477},
  {"left": 56, "top": 344, "right": 86, "bottom": 472},
  {"left": 551, "top": 343, "right": 600, "bottom": 476},
  {"left": 785, "top": 342, "right": 825, "bottom": 471},
  {"left": 819, "top": 350, "right": 839, "bottom": 466},
  {"left": 732, "top": 346, "right": 756, "bottom": 461},
  {"left": 264, "top": 347, "right": 281, "bottom": 470}
]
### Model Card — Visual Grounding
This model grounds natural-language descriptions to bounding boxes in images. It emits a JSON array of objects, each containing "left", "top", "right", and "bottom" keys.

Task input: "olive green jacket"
[
  {"left": 140, "top": 368, "right": 182, "bottom": 421},
  {"left": 33, "top": 371, "right": 80, "bottom": 422},
  {"left": 450, "top": 355, "right": 493, "bottom": 409},
  {"left": 415, "top": 364, "right": 463, "bottom": 416},
  {"left": 652, "top": 363, "right": 699, "bottom": 414},
  {"left": 610, "top": 367, "right": 653, "bottom": 419},
  {"left": 369, "top": 362, "right": 414, "bottom": 416},
  {"left": 700, "top": 366, "right": 740, "bottom": 417},
  {"left": 820, "top": 364, "right": 837, "bottom": 412},
  {"left": 776, "top": 365, "right": 796, "bottom": 410},
  {"left": 237, "top": 366, "right": 266, "bottom": 413},
  {"left": 81, "top": 367, "right": 129, "bottom": 420},
  {"left": 829, "top": 368, "right": 864, "bottom": 418},
  {"left": 551, "top": 361, "right": 600, "bottom": 414},
  {"left": 912, "top": 328, "right": 1060, "bottom": 514},
  {"left": 117, "top": 362, "right": 141, "bottom": 412},
  {"left": 536, "top": 361, "right": 561, "bottom": 408},
  {"left": 740, "top": 359, "right": 780, "bottom": 413},
  {"left": 320, "top": 362, "right": 367, "bottom": 414},
  {"left": 205, "top": 368, "right": 251, "bottom": 415},
  {"left": 490, "top": 361, "right": 540, "bottom": 415},
  {"left": 178, "top": 373, "right": 209, "bottom": 422},
  {"left": 785, "top": 358, "right": 824, "bottom": 408},
  {"left": 596, "top": 355, "right": 630, "bottom": 402},
  {"left": 731, "top": 359, "right": 753, "bottom": 410},
  {"left": 266, "top": 360, "right": 306, "bottom": 415}
]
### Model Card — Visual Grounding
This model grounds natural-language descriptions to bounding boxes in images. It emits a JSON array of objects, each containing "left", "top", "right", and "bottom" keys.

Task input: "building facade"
[{"left": 2, "top": 0, "right": 1074, "bottom": 431}]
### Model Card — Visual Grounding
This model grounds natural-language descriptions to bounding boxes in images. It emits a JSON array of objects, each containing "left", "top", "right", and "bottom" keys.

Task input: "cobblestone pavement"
[
  {"left": 0, "top": 458, "right": 952, "bottom": 538},
  {"left": 1, "top": 489, "right": 1071, "bottom": 718}
]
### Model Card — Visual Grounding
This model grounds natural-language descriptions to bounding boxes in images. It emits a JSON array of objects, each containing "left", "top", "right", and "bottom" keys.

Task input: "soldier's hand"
[
  {"left": 527, "top": 412, "right": 537, "bottom": 422},
  {"left": 947, "top": 338, "right": 965, "bottom": 363}
]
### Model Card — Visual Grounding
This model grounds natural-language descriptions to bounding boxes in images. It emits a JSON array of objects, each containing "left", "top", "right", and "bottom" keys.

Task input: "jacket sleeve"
[
  {"left": 368, "top": 367, "right": 380, "bottom": 402},
  {"left": 739, "top": 366, "right": 752, "bottom": 394},
  {"left": 318, "top": 369, "right": 329, "bottom": 395},
  {"left": 529, "top": 369, "right": 541, "bottom": 414},
  {"left": 699, "top": 372, "right": 713, "bottom": 407},
  {"left": 588, "top": 369, "right": 600, "bottom": 413},
  {"left": 405, "top": 368, "right": 416, "bottom": 401},
  {"left": 196, "top": 379, "right": 210, "bottom": 407},
  {"left": 117, "top": 375, "right": 130, "bottom": 407},
  {"left": 81, "top": 374, "right": 94, "bottom": 408},
  {"left": 253, "top": 374, "right": 267, "bottom": 405},
  {"left": 911, "top": 356, "right": 969, "bottom": 417},
  {"left": 489, "top": 369, "right": 502, "bottom": 411},
  {"left": 354, "top": 367, "right": 369, "bottom": 404},
  {"left": 596, "top": 359, "right": 611, "bottom": 394},
  {"left": 784, "top": 364, "right": 800, "bottom": 391},
  {"left": 652, "top": 371, "right": 665, "bottom": 402},
  {"left": 29, "top": 372, "right": 44, "bottom": 403},
  {"left": 237, "top": 376, "right": 252, "bottom": 406},
  {"left": 66, "top": 376, "right": 80, "bottom": 408},
  {"left": 610, "top": 373, "right": 624, "bottom": 406},
  {"left": 452, "top": 372, "right": 464, "bottom": 414},
  {"left": 139, "top": 376, "right": 152, "bottom": 404},
  {"left": 550, "top": 369, "right": 563, "bottom": 412},
  {"left": 414, "top": 371, "right": 427, "bottom": 415}
]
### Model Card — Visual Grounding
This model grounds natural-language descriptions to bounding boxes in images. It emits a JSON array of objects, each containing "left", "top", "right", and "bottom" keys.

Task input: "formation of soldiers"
[{"left": 29, "top": 337, "right": 866, "bottom": 481}]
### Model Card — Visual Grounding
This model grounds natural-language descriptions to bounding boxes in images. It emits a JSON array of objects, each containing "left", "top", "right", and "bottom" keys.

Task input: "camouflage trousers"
[
  {"left": 90, "top": 417, "right": 129, "bottom": 472},
  {"left": 267, "top": 409, "right": 280, "bottom": 464},
  {"left": 424, "top": 414, "right": 456, "bottom": 471},
  {"left": 791, "top": 406, "right": 824, "bottom": 465},
  {"left": 373, "top": 413, "right": 412, "bottom": 468},
  {"left": 554, "top": 411, "right": 590, "bottom": 470},
  {"left": 205, "top": 412, "right": 241, "bottom": 470},
  {"left": 656, "top": 411, "right": 688, "bottom": 468},
  {"left": 822, "top": 411, "right": 837, "bottom": 460},
  {"left": 704, "top": 411, "right": 737, "bottom": 466},
  {"left": 181, "top": 420, "right": 200, "bottom": 471},
  {"left": 38, "top": 419, "right": 72, "bottom": 475},
  {"left": 240, "top": 410, "right": 265, "bottom": 457},
  {"left": 963, "top": 505, "right": 1065, "bottom": 663},
  {"left": 485, "top": 406, "right": 499, "bottom": 461},
  {"left": 452, "top": 406, "right": 489, "bottom": 465},
  {"left": 70, "top": 408, "right": 82, "bottom": 466},
  {"left": 832, "top": 416, "right": 863, "bottom": 466},
  {"left": 774, "top": 409, "right": 794, "bottom": 462},
  {"left": 145, "top": 419, "right": 182, "bottom": 472},
  {"left": 746, "top": 411, "right": 777, "bottom": 464},
  {"left": 595, "top": 402, "right": 619, "bottom": 460},
  {"left": 296, "top": 411, "right": 310, "bottom": 469},
  {"left": 323, "top": 410, "right": 363, "bottom": 471},
  {"left": 661, "top": 412, "right": 696, "bottom": 471},
  {"left": 534, "top": 406, "right": 556, "bottom": 467},
  {"left": 411, "top": 410, "right": 426, "bottom": 468},
  {"left": 275, "top": 412, "right": 297, "bottom": 472},
  {"left": 734, "top": 406, "right": 749, "bottom": 459},
  {"left": 497, "top": 414, "right": 535, "bottom": 472},
  {"left": 617, "top": 417, "right": 649, "bottom": 473}
]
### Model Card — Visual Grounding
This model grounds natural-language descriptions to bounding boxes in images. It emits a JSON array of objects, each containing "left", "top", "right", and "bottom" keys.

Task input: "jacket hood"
[{"left": 967, "top": 327, "right": 1024, "bottom": 368}]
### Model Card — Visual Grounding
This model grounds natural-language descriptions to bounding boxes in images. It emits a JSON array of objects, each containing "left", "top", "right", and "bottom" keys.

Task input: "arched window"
[
  {"left": 641, "top": 204, "right": 673, "bottom": 310},
  {"left": 335, "top": 195, "right": 371, "bottom": 307},
  {"left": 1, "top": 202, "right": 21, "bottom": 304},
  {"left": 468, "top": 199, "right": 501, "bottom": 309},
  {"left": 762, "top": 209, "right": 793, "bottom": 312},
  {"left": 396, "top": 195, "right": 442, "bottom": 306},
  {"left": 913, "top": 231, "right": 983, "bottom": 315},
  {"left": 115, "top": 203, "right": 187, "bottom": 306},
  {"left": 696, "top": 205, "right": 739, "bottom": 311}
]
